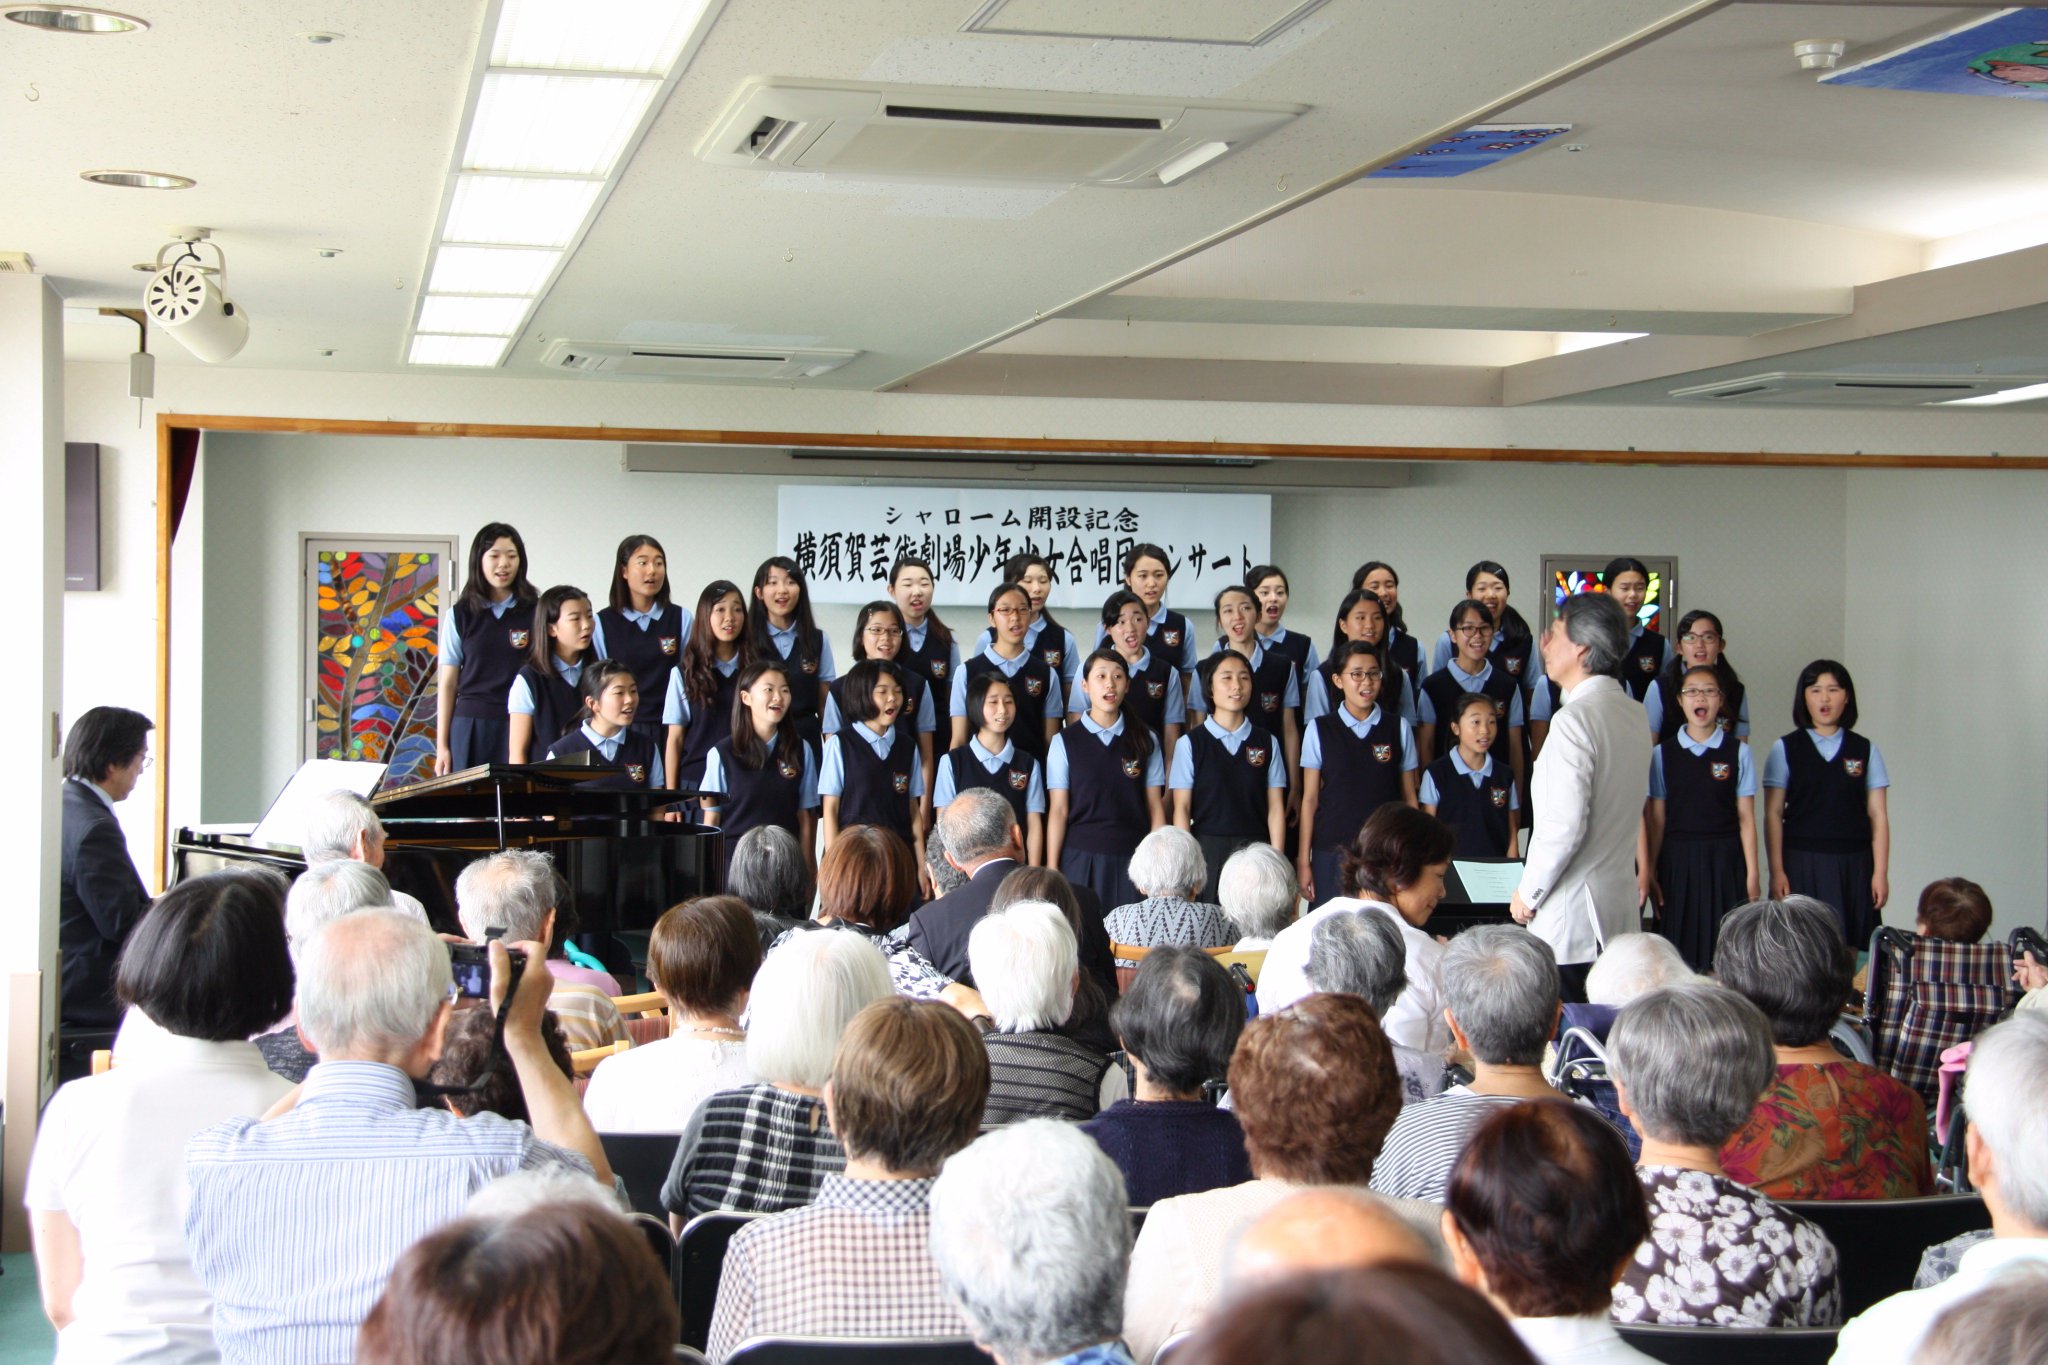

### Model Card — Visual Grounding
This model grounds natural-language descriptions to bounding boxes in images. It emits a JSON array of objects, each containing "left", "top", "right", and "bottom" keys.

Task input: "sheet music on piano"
[{"left": 249, "top": 759, "right": 388, "bottom": 851}]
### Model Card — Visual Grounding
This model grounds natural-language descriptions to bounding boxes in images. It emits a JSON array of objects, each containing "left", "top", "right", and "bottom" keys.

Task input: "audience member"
[
  {"left": 1123, "top": 993, "right": 1432, "bottom": 1362},
  {"left": 1832, "top": 1015, "right": 2048, "bottom": 1364},
  {"left": 706, "top": 998, "right": 989, "bottom": 1360},
  {"left": 1257, "top": 804, "right": 1457, "bottom": 1054},
  {"left": 1080, "top": 947, "right": 1250, "bottom": 1205},
  {"left": 906, "top": 789, "right": 1026, "bottom": 983},
  {"left": 1443, "top": 1101, "right": 1656, "bottom": 1365},
  {"left": 258, "top": 859, "right": 408, "bottom": 1083},
  {"left": 973, "top": 900, "right": 1109, "bottom": 1127},
  {"left": 1913, "top": 876, "right": 1993, "bottom": 945},
  {"left": 1103, "top": 827, "right": 1234, "bottom": 952},
  {"left": 661, "top": 929, "right": 891, "bottom": 1221},
  {"left": 1307, "top": 909, "right": 1448, "bottom": 1104},
  {"left": 990, "top": 865, "right": 1116, "bottom": 1052},
  {"left": 1371, "top": 926, "right": 1568, "bottom": 1202},
  {"left": 1215, "top": 841, "right": 1297, "bottom": 950},
  {"left": 1607, "top": 982, "right": 1841, "bottom": 1326},
  {"left": 1584, "top": 932, "right": 1693, "bottom": 1007},
  {"left": 454, "top": 850, "right": 627, "bottom": 1051},
  {"left": 583, "top": 895, "right": 760, "bottom": 1133},
  {"left": 1910, "top": 1264, "right": 2048, "bottom": 1365},
  {"left": 1174, "top": 1265, "right": 1540, "bottom": 1365},
  {"left": 928, "top": 1119, "right": 1137, "bottom": 1365},
  {"left": 1225, "top": 1188, "right": 1432, "bottom": 1286},
  {"left": 464, "top": 1164, "right": 631, "bottom": 1223},
  {"left": 798, "top": 824, "right": 961, "bottom": 1000},
  {"left": 1716, "top": 897, "right": 1932, "bottom": 1199},
  {"left": 184, "top": 911, "right": 610, "bottom": 1364},
  {"left": 27, "top": 871, "right": 295, "bottom": 1359},
  {"left": 300, "top": 789, "right": 431, "bottom": 922},
  {"left": 355, "top": 1202, "right": 674, "bottom": 1365},
  {"left": 924, "top": 819, "right": 967, "bottom": 897},
  {"left": 428, "top": 1004, "right": 575, "bottom": 1123},
  {"left": 58, "top": 704, "right": 155, "bottom": 1030},
  {"left": 726, "top": 824, "right": 814, "bottom": 950}
]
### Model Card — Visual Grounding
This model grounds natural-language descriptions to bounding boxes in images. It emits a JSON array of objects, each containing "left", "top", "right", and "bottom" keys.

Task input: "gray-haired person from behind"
[
  {"left": 928, "top": 1119, "right": 1137, "bottom": 1365},
  {"left": 298, "top": 789, "right": 432, "bottom": 923},
  {"left": 726, "top": 824, "right": 814, "bottom": 949},
  {"left": 1216, "top": 843, "right": 1297, "bottom": 950},
  {"left": 1307, "top": 910, "right": 1447, "bottom": 1104},
  {"left": 1607, "top": 982, "right": 1841, "bottom": 1328}
]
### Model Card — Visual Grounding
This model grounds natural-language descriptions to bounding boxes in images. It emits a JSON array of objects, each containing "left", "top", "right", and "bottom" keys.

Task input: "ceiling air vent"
[
  {"left": 540, "top": 339, "right": 858, "bottom": 383},
  {"left": 697, "top": 79, "right": 1302, "bottom": 187},
  {"left": 1669, "top": 372, "right": 2047, "bottom": 407}
]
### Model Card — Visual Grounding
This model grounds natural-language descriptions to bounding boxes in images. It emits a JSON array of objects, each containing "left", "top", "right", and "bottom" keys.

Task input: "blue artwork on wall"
[
  {"left": 1822, "top": 8, "right": 2048, "bottom": 101},
  {"left": 1369, "top": 124, "right": 1572, "bottom": 179}
]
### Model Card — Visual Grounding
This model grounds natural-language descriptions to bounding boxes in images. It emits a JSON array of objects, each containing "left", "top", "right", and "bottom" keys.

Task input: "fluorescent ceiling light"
[
  {"left": 465, "top": 72, "right": 658, "bottom": 176},
  {"left": 1156, "top": 141, "right": 1231, "bottom": 186},
  {"left": 1553, "top": 331, "right": 1648, "bottom": 357},
  {"left": 491, "top": 0, "right": 713, "bottom": 74},
  {"left": 409, "top": 334, "right": 512, "bottom": 367},
  {"left": 444, "top": 174, "right": 603, "bottom": 248},
  {"left": 426, "top": 245, "right": 562, "bottom": 295},
  {"left": 1940, "top": 380, "right": 2048, "bottom": 407},
  {"left": 416, "top": 295, "right": 532, "bottom": 335}
]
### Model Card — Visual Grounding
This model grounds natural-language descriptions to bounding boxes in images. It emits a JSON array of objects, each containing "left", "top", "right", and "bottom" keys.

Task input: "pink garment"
[
  {"left": 1935, "top": 1040, "right": 1971, "bottom": 1140},
  {"left": 545, "top": 958, "right": 622, "bottom": 996}
]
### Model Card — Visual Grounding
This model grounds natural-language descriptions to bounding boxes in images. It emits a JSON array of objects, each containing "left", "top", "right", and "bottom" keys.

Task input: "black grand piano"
[{"left": 173, "top": 764, "right": 724, "bottom": 980}]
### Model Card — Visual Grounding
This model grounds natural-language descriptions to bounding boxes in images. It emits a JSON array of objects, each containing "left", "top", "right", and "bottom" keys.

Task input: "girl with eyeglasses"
[
  {"left": 1644, "top": 663, "right": 1760, "bottom": 969},
  {"left": 823, "top": 600, "right": 938, "bottom": 825},
  {"left": 1416, "top": 601, "right": 1525, "bottom": 794},
  {"left": 1298, "top": 640, "right": 1418, "bottom": 905},
  {"left": 1642, "top": 609, "right": 1748, "bottom": 743},
  {"left": 951, "top": 582, "right": 1060, "bottom": 764}
]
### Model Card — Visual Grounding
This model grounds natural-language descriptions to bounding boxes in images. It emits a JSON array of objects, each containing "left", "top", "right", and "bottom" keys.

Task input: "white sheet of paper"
[
  {"left": 1452, "top": 859, "right": 1526, "bottom": 904},
  {"left": 250, "top": 759, "right": 389, "bottom": 851}
]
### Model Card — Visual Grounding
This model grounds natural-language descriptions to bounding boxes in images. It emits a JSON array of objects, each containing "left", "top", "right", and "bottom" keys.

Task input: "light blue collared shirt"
[
  {"left": 1069, "top": 649, "right": 1187, "bottom": 727},
  {"left": 822, "top": 673, "right": 937, "bottom": 736},
  {"left": 591, "top": 601, "right": 692, "bottom": 663},
  {"left": 973, "top": 618, "right": 1082, "bottom": 690},
  {"left": 1302, "top": 704, "right": 1417, "bottom": 773},
  {"left": 1643, "top": 678, "right": 1751, "bottom": 740},
  {"left": 699, "top": 731, "right": 821, "bottom": 808},
  {"left": 661, "top": 655, "right": 739, "bottom": 727},
  {"left": 951, "top": 645, "right": 1051, "bottom": 714},
  {"left": 546, "top": 722, "right": 665, "bottom": 788},
  {"left": 1045, "top": 713, "right": 1165, "bottom": 790},
  {"left": 819, "top": 725, "right": 926, "bottom": 800},
  {"left": 1169, "top": 716, "right": 1287, "bottom": 791},
  {"left": 1308, "top": 665, "right": 1416, "bottom": 725},
  {"left": 933, "top": 737, "right": 1046, "bottom": 813},
  {"left": 1761, "top": 730, "right": 1888, "bottom": 791},
  {"left": 1417, "top": 660, "right": 1525, "bottom": 728},
  {"left": 765, "top": 621, "right": 836, "bottom": 682},
  {"left": 507, "top": 655, "right": 584, "bottom": 715},
  {"left": 1649, "top": 727, "right": 1755, "bottom": 799},
  {"left": 1419, "top": 748, "right": 1519, "bottom": 808},
  {"left": 1187, "top": 639, "right": 1302, "bottom": 717},
  {"left": 438, "top": 595, "right": 518, "bottom": 668}
]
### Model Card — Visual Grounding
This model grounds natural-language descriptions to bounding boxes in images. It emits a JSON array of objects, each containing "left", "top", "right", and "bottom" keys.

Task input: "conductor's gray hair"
[
  {"left": 1558, "top": 592, "right": 1631, "bottom": 677},
  {"left": 928, "top": 1120, "right": 1132, "bottom": 1363}
]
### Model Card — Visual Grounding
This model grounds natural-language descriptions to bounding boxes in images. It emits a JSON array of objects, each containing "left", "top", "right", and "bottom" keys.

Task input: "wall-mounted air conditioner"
[
  {"left": 1669, "top": 372, "right": 2046, "bottom": 406},
  {"left": 696, "top": 78, "right": 1303, "bottom": 187},
  {"left": 540, "top": 339, "right": 859, "bottom": 382}
]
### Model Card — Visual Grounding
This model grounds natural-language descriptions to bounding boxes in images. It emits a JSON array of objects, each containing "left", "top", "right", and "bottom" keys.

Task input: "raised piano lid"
[{"left": 371, "top": 762, "right": 695, "bottom": 841}]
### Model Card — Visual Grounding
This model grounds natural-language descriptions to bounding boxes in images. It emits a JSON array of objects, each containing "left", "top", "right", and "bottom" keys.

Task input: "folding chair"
[
  {"left": 570, "top": 1038, "right": 632, "bottom": 1078},
  {"left": 726, "top": 1338, "right": 993, "bottom": 1364},
  {"left": 675, "top": 1211, "right": 765, "bottom": 1351},
  {"left": 601, "top": 1131, "right": 684, "bottom": 1220},
  {"left": 613, "top": 990, "right": 672, "bottom": 1047},
  {"left": 1779, "top": 1193, "right": 1990, "bottom": 1318},
  {"left": 1616, "top": 1324, "right": 1838, "bottom": 1364},
  {"left": 1862, "top": 927, "right": 2016, "bottom": 1108}
]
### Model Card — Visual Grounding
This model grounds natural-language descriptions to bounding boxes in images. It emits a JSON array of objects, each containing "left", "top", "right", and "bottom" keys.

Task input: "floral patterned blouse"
[
  {"left": 1612, "top": 1166, "right": 1842, "bottom": 1327},
  {"left": 1719, "top": 1060, "right": 1932, "bottom": 1201}
]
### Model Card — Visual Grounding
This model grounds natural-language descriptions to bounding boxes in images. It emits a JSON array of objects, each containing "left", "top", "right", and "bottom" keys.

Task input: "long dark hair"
[
  {"left": 1328, "top": 587, "right": 1388, "bottom": 659},
  {"left": 851, "top": 600, "right": 907, "bottom": 663},
  {"left": 729, "top": 660, "right": 803, "bottom": 771},
  {"left": 527, "top": 585, "right": 595, "bottom": 672},
  {"left": 1657, "top": 609, "right": 1742, "bottom": 736},
  {"left": 1351, "top": 560, "right": 1404, "bottom": 631},
  {"left": 1211, "top": 583, "right": 1259, "bottom": 650},
  {"left": 1000, "top": 550, "right": 1064, "bottom": 639},
  {"left": 606, "top": 534, "right": 670, "bottom": 613},
  {"left": 888, "top": 555, "right": 953, "bottom": 656},
  {"left": 457, "top": 522, "right": 536, "bottom": 613},
  {"left": 681, "top": 580, "right": 747, "bottom": 710},
  {"left": 746, "top": 556, "right": 821, "bottom": 658},
  {"left": 1466, "top": 560, "right": 1530, "bottom": 649},
  {"left": 1076, "top": 648, "right": 1155, "bottom": 771}
]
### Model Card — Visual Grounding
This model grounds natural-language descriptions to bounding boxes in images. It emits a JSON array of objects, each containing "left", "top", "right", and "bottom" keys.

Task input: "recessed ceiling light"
[
  {"left": 465, "top": 73, "right": 658, "bottom": 177},
  {"left": 82, "top": 168, "right": 194, "bottom": 189},
  {"left": 444, "top": 174, "right": 603, "bottom": 248},
  {"left": 416, "top": 295, "right": 531, "bottom": 336},
  {"left": 409, "top": 334, "right": 512, "bottom": 367},
  {"left": 4, "top": 5, "right": 149, "bottom": 33},
  {"left": 490, "top": 0, "right": 713, "bottom": 75},
  {"left": 425, "top": 244, "right": 561, "bottom": 295}
]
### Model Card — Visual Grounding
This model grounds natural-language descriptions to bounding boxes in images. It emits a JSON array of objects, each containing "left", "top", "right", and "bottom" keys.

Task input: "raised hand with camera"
[{"left": 488, "top": 937, "right": 612, "bottom": 1184}]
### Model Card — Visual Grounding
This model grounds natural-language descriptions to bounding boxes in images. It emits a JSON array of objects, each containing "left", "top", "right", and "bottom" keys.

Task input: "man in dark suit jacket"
[
  {"left": 60, "top": 706, "right": 155, "bottom": 1028},
  {"left": 906, "top": 789, "right": 1024, "bottom": 986}
]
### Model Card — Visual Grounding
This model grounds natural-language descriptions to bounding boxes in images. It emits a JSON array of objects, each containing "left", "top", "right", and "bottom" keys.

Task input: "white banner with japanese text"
[{"left": 777, "top": 485, "right": 1272, "bottom": 607}]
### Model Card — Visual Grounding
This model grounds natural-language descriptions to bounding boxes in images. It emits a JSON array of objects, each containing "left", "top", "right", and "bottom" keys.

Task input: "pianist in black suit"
[
  {"left": 59, "top": 706, "right": 155, "bottom": 1028},
  {"left": 905, "top": 789, "right": 1025, "bottom": 985}
]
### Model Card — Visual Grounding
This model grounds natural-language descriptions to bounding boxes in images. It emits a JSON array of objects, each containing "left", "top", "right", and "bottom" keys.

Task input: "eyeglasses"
[
  {"left": 1680, "top": 632, "right": 1721, "bottom": 645},
  {"left": 1339, "top": 670, "right": 1383, "bottom": 684},
  {"left": 990, "top": 606, "right": 1030, "bottom": 619},
  {"left": 1451, "top": 624, "right": 1491, "bottom": 636},
  {"left": 862, "top": 626, "right": 904, "bottom": 639},
  {"left": 1678, "top": 687, "right": 1722, "bottom": 700}
]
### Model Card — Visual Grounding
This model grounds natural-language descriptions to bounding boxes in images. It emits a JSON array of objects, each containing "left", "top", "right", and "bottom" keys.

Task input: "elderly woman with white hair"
[
  {"left": 1216, "top": 843, "right": 1297, "bottom": 950},
  {"left": 660, "top": 929, "right": 892, "bottom": 1223},
  {"left": 973, "top": 900, "right": 1110, "bottom": 1129},
  {"left": 1585, "top": 933, "right": 1693, "bottom": 1007},
  {"left": 299, "top": 788, "right": 431, "bottom": 922},
  {"left": 1103, "top": 827, "right": 1234, "bottom": 956}
]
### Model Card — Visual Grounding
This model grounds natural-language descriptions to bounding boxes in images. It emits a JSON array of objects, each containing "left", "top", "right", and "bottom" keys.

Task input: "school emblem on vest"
[
  {"left": 800, "top": 657, "right": 818, "bottom": 675},
  {"left": 658, "top": 636, "right": 678, "bottom": 656},
  {"left": 1043, "top": 648, "right": 1063, "bottom": 669},
  {"left": 508, "top": 629, "right": 530, "bottom": 649},
  {"left": 1505, "top": 656, "right": 1523, "bottom": 675},
  {"left": 777, "top": 757, "right": 801, "bottom": 780},
  {"left": 1121, "top": 756, "right": 1143, "bottom": 779},
  {"left": 1638, "top": 655, "right": 1657, "bottom": 673},
  {"left": 1022, "top": 675, "right": 1045, "bottom": 697},
  {"left": 625, "top": 763, "right": 647, "bottom": 785},
  {"left": 1710, "top": 761, "right": 1731, "bottom": 782},
  {"left": 930, "top": 659, "right": 947, "bottom": 678},
  {"left": 1717, "top": 716, "right": 1732, "bottom": 733},
  {"left": 1489, "top": 787, "right": 1509, "bottom": 808},
  {"left": 1146, "top": 680, "right": 1165, "bottom": 699},
  {"left": 891, "top": 772, "right": 910, "bottom": 794},
  {"left": 1844, "top": 758, "right": 1865, "bottom": 777},
  {"left": 1260, "top": 692, "right": 1280, "bottom": 713},
  {"left": 1007, "top": 769, "right": 1029, "bottom": 790},
  {"left": 1372, "top": 744, "right": 1393, "bottom": 764},
  {"left": 1247, "top": 745, "right": 1269, "bottom": 768},
  {"left": 1162, "top": 629, "right": 1182, "bottom": 649},
  {"left": 1494, "top": 699, "right": 1508, "bottom": 716}
]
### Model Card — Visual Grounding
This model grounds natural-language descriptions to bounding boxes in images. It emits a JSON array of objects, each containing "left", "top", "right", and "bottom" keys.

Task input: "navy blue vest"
[
  {"left": 1489, "top": 634, "right": 1537, "bottom": 705},
  {"left": 1780, "top": 730, "right": 1873, "bottom": 853},
  {"left": 945, "top": 744, "right": 1036, "bottom": 828},
  {"left": 596, "top": 606, "right": 683, "bottom": 717},
  {"left": 1660, "top": 736, "right": 1740, "bottom": 841},
  {"left": 1058, "top": 722, "right": 1153, "bottom": 856},
  {"left": 1385, "top": 629, "right": 1424, "bottom": 700},
  {"left": 710, "top": 734, "right": 812, "bottom": 842},
  {"left": 1426, "top": 753, "right": 1514, "bottom": 858},
  {"left": 898, "top": 623, "right": 957, "bottom": 723},
  {"left": 1621, "top": 630, "right": 1667, "bottom": 700},
  {"left": 1186, "top": 724, "right": 1277, "bottom": 841},
  {"left": 1320, "top": 648, "right": 1408, "bottom": 724},
  {"left": 1259, "top": 630, "right": 1314, "bottom": 733},
  {"left": 1147, "top": 609, "right": 1192, "bottom": 666},
  {"left": 767, "top": 629, "right": 827, "bottom": 738},
  {"left": 675, "top": 662, "right": 740, "bottom": 790},
  {"left": 831, "top": 664, "right": 926, "bottom": 750},
  {"left": 1122, "top": 651, "right": 1179, "bottom": 742},
  {"left": 451, "top": 598, "right": 534, "bottom": 718},
  {"left": 1309, "top": 710, "right": 1406, "bottom": 850},
  {"left": 546, "top": 725, "right": 659, "bottom": 791},
  {"left": 834, "top": 729, "right": 916, "bottom": 844},
  {"left": 1420, "top": 666, "right": 1518, "bottom": 763},
  {"left": 964, "top": 652, "right": 1056, "bottom": 763},
  {"left": 515, "top": 661, "right": 583, "bottom": 758}
]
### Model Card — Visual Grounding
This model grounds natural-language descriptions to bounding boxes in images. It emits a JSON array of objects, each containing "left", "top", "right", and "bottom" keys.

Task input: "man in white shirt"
[
  {"left": 1510, "top": 593, "right": 1652, "bottom": 1000},
  {"left": 1831, "top": 1015, "right": 2048, "bottom": 1365}
]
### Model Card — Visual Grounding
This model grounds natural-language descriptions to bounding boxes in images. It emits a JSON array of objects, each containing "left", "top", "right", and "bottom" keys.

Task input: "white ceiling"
[{"left": 11, "top": 0, "right": 2048, "bottom": 410}]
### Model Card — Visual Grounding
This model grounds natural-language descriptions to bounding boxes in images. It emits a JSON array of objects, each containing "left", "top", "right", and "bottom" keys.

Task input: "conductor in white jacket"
[{"left": 1509, "top": 592, "right": 1651, "bottom": 1000}]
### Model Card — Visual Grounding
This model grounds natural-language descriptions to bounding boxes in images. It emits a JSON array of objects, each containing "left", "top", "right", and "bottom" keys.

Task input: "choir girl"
[
  {"left": 1171, "top": 649, "right": 1287, "bottom": 876},
  {"left": 1312, "top": 588, "right": 1418, "bottom": 724},
  {"left": 1297, "top": 640, "right": 1418, "bottom": 905},
  {"left": 700, "top": 660, "right": 820, "bottom": 862},
  {"left": 951, "top": 581, "right": 1061, "bottom": 761},
  {"left": 1416, "top": 600, "right": 1526, "bottom": 791},
  {"left": 1643, "top": 609, "right": 1748, "bottom": 741},
  {"left": 592, "top": 534, "right": 689, "bottom": 744},
  {"left": 1428, "top": 562, "right": 1533, "bottom": 686},
  {"left": 888, "top": 555, "right": 961, "bottom": 725},
  {"left": 435, "top": 522, "right": 537, "bottom": 775},
  {"left": 1246, "top": 563, "right": 1321, "bottom": 698},
  {"left": 543, "top": 659, "right": 662, "bottom": 791},
  {"left": 1192, "top": 582, "right": 1300, "bottom": 748},
  {"left": 1764, "top": 659, "right": 1890, "bottom": 948},
  {"left": 507, "top": 584, "right": 595, "bottom": 763},
  {"left": 934, "top": 672, "right": 1047, "bottom": 865},
  {"left": 1103, "top": 542, "right": 1198, "bottom": 683},
  {"left": 971, "top": 551, "right": 1084, "bottom": 698},
  {"left": 823, "top": 600, "right": 938, "bottom": 820},
  {"left": 1354, "top": 560, "right": 1423, "bottom": 698},
  {"left": 1603, "top": 556, "right": 1672, "bottom": 700},
  {"left": 746, "top": 556, "right": 834, "bottom": 748},
  {"left": 1644, "top": 663, "right": 1758, "bottom": 970},
  {"left": 1046, "top": 648, "right": 1167, "bottom": 910},
  {"left": 1418, "top": 691, "right": 1518, "bottom": 858},
  {"left": 662, "top": 580, "right": 747, "bottom": 794},
  {"left": 1085, "top": 589, "right": 1185, "bottom": 760},
  {"left": 818, "top": 658, "right": 926, "bottom": 863}
]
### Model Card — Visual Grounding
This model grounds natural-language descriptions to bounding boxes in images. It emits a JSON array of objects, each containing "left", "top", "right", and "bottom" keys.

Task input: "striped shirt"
[
  {"left": 544, "top": 979, "right": 629, "bottom": 1052},
  {"left": 662, "top": 1084, "right": 846, "bottom": 1219},
  {"left": 981, "top": 1030, "right": 1110, "bottom": 1130},
  {"left": 705, "top": 1175, "right": 967, "bottom": 1362},
  {"left": 184, "top": 1060, "right": 592, "bottom": 1365},
  {"left": 1366, "top": 1087, "right": 1528, "bottom": 1203}
]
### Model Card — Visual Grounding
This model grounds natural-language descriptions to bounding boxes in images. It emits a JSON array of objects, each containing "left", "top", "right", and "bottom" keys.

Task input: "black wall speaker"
[{"left": 65, "top": 442, "right": 100, "bottom": 592}]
